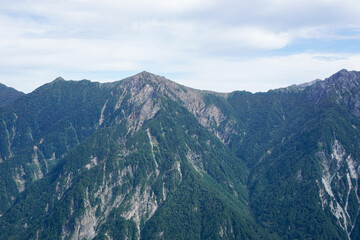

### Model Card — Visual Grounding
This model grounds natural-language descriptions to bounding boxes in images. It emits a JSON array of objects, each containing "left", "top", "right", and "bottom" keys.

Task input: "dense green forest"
[{"left": 0, "top": 70, "right": 359, "bottom": 239}]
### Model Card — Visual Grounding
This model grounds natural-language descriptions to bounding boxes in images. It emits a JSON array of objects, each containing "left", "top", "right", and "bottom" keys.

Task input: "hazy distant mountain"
[
  {"left": 0, "top": 70, "right": 359, "bottom": 239},
  {"left": 0, "top": 83, "right": 24, "bottom": 108}
]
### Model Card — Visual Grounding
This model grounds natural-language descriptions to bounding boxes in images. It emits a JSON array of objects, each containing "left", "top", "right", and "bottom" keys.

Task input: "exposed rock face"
[
  {"left": 54, "top": 123, "right": 184, "bottom": 240},
  {"left": 98, "top": 100, "right": 108, "bottom": 126},
  {"left": 121, "top": 185, "right": 159, "bottom": 236},
  {"left": 186, "top": 146, "right": 204, "bottom": 174},
  {"left": 70, "top": 189, "right": 97, "bottom": 240},
  {"left": 146, "top": 129, "right": 159, "bottom": 177},
  {"left": 32, "top": 146, "right": 44, "bottom": 180},
  {"left": 13, "top": 166, "right": 26, "bottom": 193},
  {"left": 317, "top": 139, "right": 360, "bottom": 239},
  {"left": 198, "top": 104, "right": 226, "bottom": 128},
  {"left": 111, "top": 72, "right": 233, "bottom": 143},
  {"left": 109, "top": 73, "right": 162, "bottom": 133},
  {"left": 309, "top": 70, "right": 360, "bottom": 116}
]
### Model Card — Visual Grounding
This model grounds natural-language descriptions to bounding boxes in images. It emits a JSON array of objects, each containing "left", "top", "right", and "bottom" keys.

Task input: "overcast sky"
[{"left": 1, "top": 0, "right": 360, "bottom": 93}]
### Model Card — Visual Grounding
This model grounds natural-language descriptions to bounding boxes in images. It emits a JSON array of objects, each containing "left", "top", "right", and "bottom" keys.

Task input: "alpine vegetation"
[{"left": 0, "top": 70, "right": 360, "bottom": 239}]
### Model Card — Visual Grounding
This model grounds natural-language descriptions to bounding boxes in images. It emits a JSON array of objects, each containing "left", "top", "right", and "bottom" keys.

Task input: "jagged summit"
[
  {"left": 311, "top": 69, "right": 360, "bottom": 91},
  {"left": 122, "top": 71, "right": 169, "bottom": 85},
  {"left": 325, "top": 69, "right": 360, "bottom": 86},
  {"left": 278, "top": 69, "right": 358, "bottom": 94},
  {"left": 305, "top": 69, "right": 360, "bottom": 118},
  {"left": 53, "top": 76, "right": 65, "bottom": 82},
  {"left": 134, "top": 71, "right": 160, "bottom": 79}
]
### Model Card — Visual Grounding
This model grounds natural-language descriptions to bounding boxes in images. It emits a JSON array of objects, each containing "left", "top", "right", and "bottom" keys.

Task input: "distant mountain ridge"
[
  {"left": 0, "top": 69, "right": 359, "bottom": 239},
  {"left": 0, "top": 83, "right": 24, "bottom": 108}
]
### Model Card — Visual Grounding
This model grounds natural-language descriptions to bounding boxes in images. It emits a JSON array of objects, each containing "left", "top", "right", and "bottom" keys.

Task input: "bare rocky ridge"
[
  {"left": 108, "top": 71, "right": 234, "bottom": 143},
  {"left": 308, "top": 70, "right": 360, "bottom": 116}
]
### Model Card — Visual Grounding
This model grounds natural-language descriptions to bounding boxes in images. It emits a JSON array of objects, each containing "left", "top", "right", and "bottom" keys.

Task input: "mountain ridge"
[
  {"left": 0, "top": 83, "right": 25, "bottom": 108},
  {"left": 48, "top": 69, "right": 360, "bottom": 94},
  {"left": 0, "top": 69, "right": 359, "bottom": 239}
]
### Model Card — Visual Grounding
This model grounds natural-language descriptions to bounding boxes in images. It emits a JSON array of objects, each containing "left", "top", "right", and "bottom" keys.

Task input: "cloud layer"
[{"left": 1, "top": 0, "right": 360, "bottom": 92}]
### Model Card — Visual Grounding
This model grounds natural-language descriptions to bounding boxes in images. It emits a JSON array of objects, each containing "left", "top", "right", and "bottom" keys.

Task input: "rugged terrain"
[{"left": 0, "top": 70, "right": 359, "bottom": 239}]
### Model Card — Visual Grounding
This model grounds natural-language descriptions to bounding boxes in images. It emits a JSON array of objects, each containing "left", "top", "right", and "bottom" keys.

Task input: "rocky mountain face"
[
  {"left": 309, "top": 69, "right": 360, "bottom": 116},
  {"left": 0, "top": 70, "right": 360, "bottom": 239}
]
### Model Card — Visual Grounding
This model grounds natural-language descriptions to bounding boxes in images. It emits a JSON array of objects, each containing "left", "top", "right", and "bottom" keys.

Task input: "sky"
[{"left": 0, "top": 0, "right": 360, "bottom": 93}]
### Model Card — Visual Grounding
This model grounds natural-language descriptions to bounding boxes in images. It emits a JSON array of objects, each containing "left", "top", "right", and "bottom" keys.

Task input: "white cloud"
[
  {"left": 0, "top": 0, "right": 359, "bottom": 93},
  {"left": 171, "top": 53, "right": 360, "bottom": 93},
  {"left": 220, "top": 27, "right": 290, "bottom": 50},
  {"left": 2, "top": 52, "right": 359, "bottom": 94}
]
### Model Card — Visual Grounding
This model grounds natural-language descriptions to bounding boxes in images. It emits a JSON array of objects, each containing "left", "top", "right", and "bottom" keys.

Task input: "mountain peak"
[
  {"left": 118, "top": 71, "right": 172, "bottom": 89},
  {"left": 338, "top": 68, "right": 349, "bottom": 73},
  {"left": 333, "top": 69, "right": 350, "bottom": 78},
  {"left": 318, "top": 69, "right": 360, "bottom": 93},
  {"left": 132, "top": 71, "right": 163, "bottom": 81},
  {"left": 307, "top": 69, "right": 360, "bottom": 111},
  {"left": 138, "top": 70, "right": 153, "bottom": 75},
  {"left": 327, "top": 69, "right": 360, "bottom": 82},
  {"left": 53, "top": 76, "right": 65, "bottom": 82}
]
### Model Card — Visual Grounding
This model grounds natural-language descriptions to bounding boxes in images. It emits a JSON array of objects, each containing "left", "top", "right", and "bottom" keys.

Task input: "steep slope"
[
  {"left": 0, "top": 78, "right": 111, "bottom": 214},
  {"left": 0, "top": 91, "right": 269, "bottom": 239},
  {"left": 228, "top": 70, "right": 360, "bottom": 239},
  {"left": 0, "top": 72, "right": 231, "bottom": 215},
  {"left": 245, "top": 96, "right": 355, "bottom": 239},
  {"left": 0, "top": 83, "right": 24, "bottom": 108},
  {"left": 1, "top": 70, "right": 360, "bottom": 239},
  {"left": 307, "top": 71, "right": 360, "bottom": 240}
]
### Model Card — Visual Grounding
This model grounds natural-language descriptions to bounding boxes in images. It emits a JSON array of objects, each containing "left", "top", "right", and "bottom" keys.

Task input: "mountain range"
[{"left": 0, "top": 69, "right": 359, "bottom": 239}]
